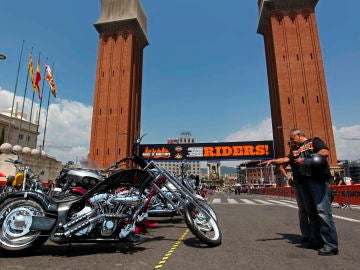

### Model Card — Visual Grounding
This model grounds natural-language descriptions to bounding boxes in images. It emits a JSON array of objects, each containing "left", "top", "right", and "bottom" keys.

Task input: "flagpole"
[
  {"left": 36, "top": 56, "right": 48, "bottom": 135},
  {"left": 17, "top": 47, "right": 33, "bottom": 144},
  {"left": 6, "top": 40, "right": 25, "bottom": 143},
  {"left": 26, "top": 52, "right": 41, "bottom": 147},
  {"left": 42, "top": 63, "right": 54, "bottom": 150}
]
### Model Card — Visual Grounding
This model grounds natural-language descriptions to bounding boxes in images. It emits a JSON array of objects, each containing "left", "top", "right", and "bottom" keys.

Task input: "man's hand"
[
  {"left": 288, "top": 177, "right": 294, "bottom": 186},
  {"left": 259, "top": 160, "right": 272, "bottom": 166},
  {"left": 294, "top": 157, "right": 305, "bottom": 164}
]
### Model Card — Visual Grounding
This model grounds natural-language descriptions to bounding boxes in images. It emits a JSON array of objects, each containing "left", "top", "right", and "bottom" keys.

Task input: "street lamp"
[{"left": 0, "top": 54, "right": 6, "bottom": 60}]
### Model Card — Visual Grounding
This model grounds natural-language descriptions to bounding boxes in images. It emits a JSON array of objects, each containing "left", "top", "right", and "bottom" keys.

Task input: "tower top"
[
  {"left": 257, "top": 0, "right": 319, "bottom": 35},
  {"left": 94, "top": 0, "right": 148, "bottom": 45}
]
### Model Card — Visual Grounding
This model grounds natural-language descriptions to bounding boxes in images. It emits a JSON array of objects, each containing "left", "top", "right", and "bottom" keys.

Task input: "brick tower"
[
  {"left": 88, "top": 0, "right": 148, "bottom": 168},
  {"left": 257, "top": 0, "right": 337, "bottom": 166}
]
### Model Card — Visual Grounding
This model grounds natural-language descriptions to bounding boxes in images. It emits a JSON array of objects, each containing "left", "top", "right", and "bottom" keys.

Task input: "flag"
[
  {"left": 34, "top": 58, "right": 42, "bottom": 99},
  {"left": 29, "top": 53, "right": 36, "bottom": 90},
  {"left": 45, "top": 65, "right": 57, "bottom": 97}
]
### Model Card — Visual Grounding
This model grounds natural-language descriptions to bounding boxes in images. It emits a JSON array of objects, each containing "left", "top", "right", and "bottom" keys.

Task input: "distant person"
[
  {"left": 260, "top": 128, "right": 339, "bottom": 256},
  {"left": 333, "top": 172, "right": 343, "bottom": 185}
]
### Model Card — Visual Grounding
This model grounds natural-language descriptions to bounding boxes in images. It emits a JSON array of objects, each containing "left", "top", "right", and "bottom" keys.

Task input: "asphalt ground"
[{"left": 0, "top": 193, "right": 359, "bottom": 270}]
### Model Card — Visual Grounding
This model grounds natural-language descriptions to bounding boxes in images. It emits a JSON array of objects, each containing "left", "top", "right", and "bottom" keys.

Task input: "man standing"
[{"left": 260, "top": 128, "right": 339, "bottom": 256}]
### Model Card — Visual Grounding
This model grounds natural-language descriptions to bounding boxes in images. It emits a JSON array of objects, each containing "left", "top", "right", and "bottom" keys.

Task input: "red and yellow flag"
[
  {"left": 29, "top": 53, "right": 36, "bottom": 90},
  {"left": 29, "top": 53, "right": 42, "bottom": 99},
  {"left": 45, "top": 65, "right": 57, "bottom": 97},
  {"left": 34, "top": 58, "right": 42, "bottom": 99}
]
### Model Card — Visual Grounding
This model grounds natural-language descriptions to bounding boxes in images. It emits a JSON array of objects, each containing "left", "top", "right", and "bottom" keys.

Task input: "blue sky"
[{"left": 0, "top": 0, "right": 359, "bottom": 163}]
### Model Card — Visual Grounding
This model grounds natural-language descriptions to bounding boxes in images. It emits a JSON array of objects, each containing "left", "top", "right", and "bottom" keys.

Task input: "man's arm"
[{"left": 259, "top": 156, "right": 291, "bottom": 167}]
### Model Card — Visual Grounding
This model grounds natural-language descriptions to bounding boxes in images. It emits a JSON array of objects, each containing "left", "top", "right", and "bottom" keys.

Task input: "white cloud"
[
  {"left": 0, "top": 89, "right": 92, "bottom": 163},
  {"left": 225, "top": 117, "right": 360, "bottom": 162},
  {"left": 333, "top": 125, "right": 360, "bottom": 161},
  {"left": 225, "top": 118, "right": 273, "bottom": 142}
]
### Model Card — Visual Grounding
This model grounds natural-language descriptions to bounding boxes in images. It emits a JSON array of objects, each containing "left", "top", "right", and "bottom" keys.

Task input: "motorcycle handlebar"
[{"left": 5, "top": 158, "right": 23, "bottom": 165}]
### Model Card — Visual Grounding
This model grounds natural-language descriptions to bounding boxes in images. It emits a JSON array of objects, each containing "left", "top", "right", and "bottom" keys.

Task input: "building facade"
[
  {"left": 0, "top": 111, "right": 62, "bottom": 181},
  {"left": 88, "top": 0, "right": 148, "bottom": 168},
  {"left": 155, "top": 132, "right": 201, "bottom": 177},
  {"left": 257, "top": 0, "right": 337, "bottom": 167},
  {"left": 0, "top": 109, "right": 39, "bottom": 149}
]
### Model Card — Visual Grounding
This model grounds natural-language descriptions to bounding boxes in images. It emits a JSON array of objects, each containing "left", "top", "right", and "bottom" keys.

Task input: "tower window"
[
  {"left": 316, "top": 96, "right": 320, "bottom": 103},
  {"left": 99, "top": 109, "right": 102, "bottom": 115},
  {"left": 96, "top": 149, "right": 98, "bottom": 155},
  {"left": 310, "top": 53, "right": 313, "bottom": 59},
  {"left": 109, "top": 108, "right": 112, "bottom": 114},
  {"left": 112, "top": 70, "right": 115, "bottom": 76},
  {"left": 296, "top": 54, "right": 299, "bottom": 61},
  {"left": 102, "top": 72, "right": 104, "bottom": 77},
  {"left": 288, "top": 97, "right": 290, "bottom": 104},
  {"left": 302, "top": 96, "right": 305, "bottom": 104},
  {"left": 107, "top": 148, "right": 110, "bottom": 155},
  {"left": 283, "top": 55, "right": 286, "bottom": 61}
]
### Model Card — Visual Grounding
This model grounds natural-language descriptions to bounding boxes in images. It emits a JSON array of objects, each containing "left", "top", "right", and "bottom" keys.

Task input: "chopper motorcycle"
[{"left": 0, "top": 137, "right": 222, "bottom": 255}]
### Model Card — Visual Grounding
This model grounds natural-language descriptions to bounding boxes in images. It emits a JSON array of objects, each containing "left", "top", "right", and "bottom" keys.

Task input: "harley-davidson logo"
[{"left": 175, "top": 146, "right": 182, "bottom": 152}]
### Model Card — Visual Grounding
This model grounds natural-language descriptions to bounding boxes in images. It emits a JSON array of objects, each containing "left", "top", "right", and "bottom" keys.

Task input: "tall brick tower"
[
  {"left": 88, "top": 0, "right": 148, "bottom": 168},
  {"left": 257, "top": 0, "right": 337, "bottom": 166}
]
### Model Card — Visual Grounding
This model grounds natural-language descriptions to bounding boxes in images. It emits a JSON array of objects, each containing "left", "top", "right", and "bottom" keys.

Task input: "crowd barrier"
[{"left": 249, "top": 184, "right": 360, "bottom": 205}]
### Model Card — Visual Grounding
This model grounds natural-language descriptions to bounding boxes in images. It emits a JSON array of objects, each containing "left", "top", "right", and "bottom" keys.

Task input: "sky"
[{"left": 0, "top": 0, "right": 359, "bottom": 165}]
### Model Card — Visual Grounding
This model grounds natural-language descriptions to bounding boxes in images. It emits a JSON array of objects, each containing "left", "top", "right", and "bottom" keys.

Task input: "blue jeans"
[
  {"left": 299, "top": 178, "right": 338, "bottom": 249},
  {"left": 293, "top": 184, "right": 311, "bottom": 239}
]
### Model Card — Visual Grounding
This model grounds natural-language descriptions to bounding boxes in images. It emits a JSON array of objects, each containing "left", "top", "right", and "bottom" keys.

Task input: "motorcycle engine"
[{"left": 72, "top": 206, "right": 94, "bottom": 236}]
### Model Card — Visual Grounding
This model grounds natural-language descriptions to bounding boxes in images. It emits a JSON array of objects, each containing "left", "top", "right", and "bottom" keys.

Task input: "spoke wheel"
[
  {"left": 0, "top": 198, "right": 48, "bottom": 255},
  {"left": 184, "top": 203, "right": 222, "bottom": 247}
]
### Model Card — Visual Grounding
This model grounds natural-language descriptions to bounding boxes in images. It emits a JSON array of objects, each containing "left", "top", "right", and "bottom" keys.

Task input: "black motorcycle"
[{"left": 0, "top": 136, "right": 222, "bottom": 255}]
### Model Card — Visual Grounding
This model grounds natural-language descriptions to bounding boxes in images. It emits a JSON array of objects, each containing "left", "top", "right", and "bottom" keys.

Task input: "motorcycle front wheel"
[
  {"left": 0, "top": 198, "right": 49, "bottom": 255},
  {"left": 184, "top": 203, "right": 222, "bottom": 247}
]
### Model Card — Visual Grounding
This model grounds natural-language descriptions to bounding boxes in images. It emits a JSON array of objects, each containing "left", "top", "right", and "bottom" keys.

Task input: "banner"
[{"left": 139, "top": 141, "right": 274, "bottom": 161}]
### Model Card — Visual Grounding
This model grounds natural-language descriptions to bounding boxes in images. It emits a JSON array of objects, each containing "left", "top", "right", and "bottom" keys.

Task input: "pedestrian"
[
  {"left": 278, "top": 143, "right": 311, "bottom": 244},
  {"left": 333, "top": 172, "right": 343, "bottom": 185},
  {"left": 259, "top": 128, "right": 339, "bottom": 256}
]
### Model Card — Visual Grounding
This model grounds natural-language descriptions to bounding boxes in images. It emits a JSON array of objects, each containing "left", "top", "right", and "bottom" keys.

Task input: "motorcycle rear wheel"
[
  {"left": 0, "top": 198, "right": 49, "bottom": 255},
  {"left": 184, "top": 203, "right": 222, "bottom": 247}
]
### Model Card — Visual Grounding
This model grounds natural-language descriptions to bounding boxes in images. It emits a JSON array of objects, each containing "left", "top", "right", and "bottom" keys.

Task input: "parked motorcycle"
[
  {"left": 52, "top": 161, "right": 104, "bottom": 199},
  {"left": 0, "top": 136, "right": 222, "bottom": 255},
  {"left": 1, "top": 151, "right": 45, "bottom": 194},
  {"left": 146, "top": 172, "right": 217, "bottom": 221}
]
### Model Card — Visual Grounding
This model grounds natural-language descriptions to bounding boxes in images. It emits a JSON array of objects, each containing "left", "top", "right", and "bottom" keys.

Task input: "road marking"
[
  {"left": 267, "top": 199, "right": 299, "bottom": 209},
  {"left": 153, "top": 229, "right": 190, "bottom": 269},
  {"left": 212, "top": 198, "right": 221, "bottom": 203},
  {"left": 254, "top": 199, "right": 274, "bottom": 205},
  {"left": 240, "top": 199, "right": 256, "bottom": 204},
  {"left": 280, "top": 199, "right": 297, "bottom": 204},
  {"left": 332, "top": 215, "right": 360, "bottom": 223},
  {"left": 227, "top": 198, "right": 239, "bottom": 204}
]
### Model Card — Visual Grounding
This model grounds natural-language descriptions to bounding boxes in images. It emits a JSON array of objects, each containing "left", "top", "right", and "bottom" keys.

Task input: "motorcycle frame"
[{"left": 144, "top": 161, "right": 212, "bottom": 220}]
